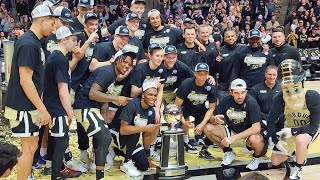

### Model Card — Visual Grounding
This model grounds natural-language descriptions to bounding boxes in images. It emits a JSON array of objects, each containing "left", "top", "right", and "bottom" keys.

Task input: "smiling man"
[
  {"left": 231, "top": 29, "right": 274, "bottom": 90},
  {"left": 203, "top": 78, "right": 266, "bottom": 170},
  {"left": 72, "top": 50, "right": 135, "bottom": 179}
]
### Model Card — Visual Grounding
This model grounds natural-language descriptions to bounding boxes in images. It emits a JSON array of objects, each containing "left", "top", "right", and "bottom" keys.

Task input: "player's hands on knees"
[
  {"left": 221, "top": 137, "right": 234, "bottom": 147},
  {"left": 214, "top": 115, "right": 225, "bottom": 125},
  {"left": 117, "top": 96, "right": 131, "bottom": 106},
  {"left": 195, "top": 122, "right": 205, "bottom": 135},
  {"left": 40, "top": 109, "right": 52, "bottom": 126},
  {"left": 144, "top": 124, "right": 161, "bottom": 133},
  {"left": 182, "top": 120, "right": 194, "bottom": 128}
]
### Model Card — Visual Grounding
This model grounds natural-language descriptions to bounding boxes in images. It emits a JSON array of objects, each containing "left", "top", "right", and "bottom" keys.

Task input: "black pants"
[{"left": 51, "top": 134, "right": 69, "bottom": 180}]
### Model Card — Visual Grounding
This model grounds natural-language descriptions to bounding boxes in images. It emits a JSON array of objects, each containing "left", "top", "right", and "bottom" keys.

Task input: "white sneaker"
[
  {"left": 221, "top": 151, "right": 236, "bottom": 165},
  {"left": 104, "top": 163, "right": 112, "bottom": 171},
  {"left": 106, "top": 146, "right": 115, "bottom": 165},
  {"left": 89, "top": 162, "right": 96, "bottom": 173},
  {"left": 66, "top": 158, "right": 88, "bottom": 173},
  {"left": 289, "top": 166, "right": 302, "bottom": 180},
  {"left": 27, "top": 170, "right": 35, "bottom": 180},
  {"left": 246, "top": 157, "right": 261, "bottom": 170},
  {"left": 120, "top": 160, "right": 141, "bottom": 177},
  {"left": 150, "top": 148, "right": 161, "bottom": 162}
]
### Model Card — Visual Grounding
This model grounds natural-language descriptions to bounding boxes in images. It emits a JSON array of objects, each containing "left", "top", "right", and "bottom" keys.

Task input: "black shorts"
[
  {"left": 74, "top": 108, "right": 109, "bottom": 137},
  {"left": 4, "top": 107, "right": 40, "bottom": 137},
  {"left": 183, "top": 110, "right": 206, "bottom": 126},
  {"left": 49, "top": 116, "right": 69, "bottom": 138}
]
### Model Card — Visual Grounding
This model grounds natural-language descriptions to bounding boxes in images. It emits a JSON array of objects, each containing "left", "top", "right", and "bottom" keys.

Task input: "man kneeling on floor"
[
  {"left": 204, "top": 78, "right": 267, "bottom": 170},
  {"left": 108, "top": 81, "right": 161, "bottom": 177}
]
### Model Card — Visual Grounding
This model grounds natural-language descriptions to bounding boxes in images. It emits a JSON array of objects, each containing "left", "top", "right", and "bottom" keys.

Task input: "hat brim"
[
  {"left": 60, "top": 17, "right": 74, "bottom": 23},
  {"left": 78, "top": 4, "right": 91, "bottom": 8},
  {"left": 132, "top": 0, "right": 146, "bottom": 5},
  {"left": 249, "top": 35, "right": 261, "bottom": 38},
  {"left": 116, "top": 33, "right": 130, "bottom": 36},
  {"left": 85, "top": 16, "right": 99, "bottom": 22}
]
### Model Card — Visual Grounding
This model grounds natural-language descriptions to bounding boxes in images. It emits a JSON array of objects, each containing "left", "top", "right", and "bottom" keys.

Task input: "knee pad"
[
  {"left": 132, "top": 143, "right": 149, "bottom": 171},
  {"left": 94, "top": 125, "right": 112, "bottom": 166}
]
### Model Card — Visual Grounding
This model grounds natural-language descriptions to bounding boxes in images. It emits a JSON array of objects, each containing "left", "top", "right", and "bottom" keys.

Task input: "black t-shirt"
[
  {"left": 308, "top": 33, "right": 319, "bottom": 48},
  {"left": 176, "top": 77, "right": 217, "bottom": 113},
  {"left": 5, "top": 30, "right": 45, "bottom": 111},
  {"left": 201, "top": 41, "right": 219, "bottom": 71},
  {"left": 143, "top": 25, "right": 183, "bottom": 49},
  {"left": 232, "top": 46, "right": 274, "bottom": 89},
  {"left": 249, "top": 82, "right": 281, "bottom": 120},
  {"left": 213, "top": 44, "right": 243, "bottom": 91},
  {"left": 92, "top": 41, "right": 117, "bottom": 62},
  {"left": 73, "top": 65, "right": 117, "bottom": 109},
  {"left": 107, "top": 17, "right": 149, "bottom": 40},
  {"left": 43, "top": 50, "right": 70, "bottom": 117},
  {"left": 130, "top": 62, "right": 167, "bottom": 89},
  {"left": 267, "top": 90, "right": 320, "bottom": 143},
  {"left": 215, "top": 95, "right": 261, "bottom": 133},
  {"left": 109, "top": 98, "right": 155, "bottom": 132},
  {"left": 164, "top": 60, "right": 194, "bottom": 91},
  {"left": 71, "top": 31, "right": 96, "bottom": 91},
  {"left": 298, "top": 34, "right": 309, "bottom": 49},
  {"left": 177, "top": 43, "right": 203, "bottom": 71},
  {"left": 124, "top": 36, "right": 145, "bottom": 61},
  {"left": 44, "top": 33, "right": 57, "bottom": 60}
]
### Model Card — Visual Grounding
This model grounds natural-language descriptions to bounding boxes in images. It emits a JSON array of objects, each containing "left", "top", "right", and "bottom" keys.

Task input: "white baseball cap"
[
  {"left": 56, "top": 26, "right": 81, "bottom": 40},
  {"left": 230, "top": 78, "right": 247, "bottom": 90},
  {"left": 31, "top": 4, "right": 59, "bottom": 19},
  {"left": 142, "top": 81, "right": 157, "bottom": 92}
]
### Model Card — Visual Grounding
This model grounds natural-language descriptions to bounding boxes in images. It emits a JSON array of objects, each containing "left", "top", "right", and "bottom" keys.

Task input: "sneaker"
[
  {"left": 32, "top": 163, "right": 42, "bottom": 171},
  {"left": 37, "top": 155, "right": 46, "bottom": 165},
  {"left": 199, "top": 149, "right": 214, "bottom": 160},
  {"left": 79, "top": 152, "right": 91, "bottom": 170},
  {"left": 59, "top": 165, "right": 82, "bottom": 178},
  {"left": 120, "top": 160, "right": 141, "bottom": 177},
  {"left": 27, "top": 169, "right": 35, "bottom": 180},
  {"left": 246, "top": 157, "right": 261, "bottom": 170},
  {"left": 89, "top": 162, "right": 96, "bottom": 173},
  {"left": 184, "top": 142, "right": 198, "bottom": 154},
  {"left": 104, "top": 163, "right": 112, "bottom": 171},
  {"left": 66, "top": 158, "right": 88, "bottom": 173},
  {"left": 106, "top": 146, "right": 115, "bottom": 165},
  {"left": 197, "top": 139, "right": 205, "bottom": 146},
  {"left": 221, "top": 151, "right": 236, "bottom": 165},
  {"left": 150, "top": 148, "right": 161, "bottom": 162},
  {"left": 43, "top": 167, "right": 52, "bottom": 176},
  {"left": 289, "top": 166, "right": 302, "bottom": 180}
]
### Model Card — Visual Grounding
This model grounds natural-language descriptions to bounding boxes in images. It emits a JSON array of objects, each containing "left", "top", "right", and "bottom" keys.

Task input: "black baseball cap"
[
  {"left": 115, "top": 26, "right": 130, "bottom": 36},
  {"left": 54, "top": 7, "right": 73, "bottom": 23},
  {"left": 126, "top": 12, "right": 140, "bottom": 21},
  {"left": 148, "top": 43, "right": 162, "bottom": 53},
  {"left": 164, "top": 45, "right": 177, "bottom": 54},
  {"left": 248, "top": 29, "right": 261, "bottom": 38},
  {"left": 84, "top": 12, "right": 98, "bottom": 22},
  {"left": 194, "top": 63, "right": 209, "bottom": 72}
]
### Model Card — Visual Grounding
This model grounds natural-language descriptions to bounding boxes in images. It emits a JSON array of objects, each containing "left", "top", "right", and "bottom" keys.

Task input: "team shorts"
[
  {"left": 49, "top": 116, "right": 69, "bottom": 137},
  {"left": 4, "top": 106, "right": 40, "bottom": 137},
  {"left": 74, "top": 108, "right": 108, "bottom": 137}
]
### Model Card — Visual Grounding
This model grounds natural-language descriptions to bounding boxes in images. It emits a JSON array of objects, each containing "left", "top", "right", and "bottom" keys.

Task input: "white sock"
[
  {"left": 65, "top": 147, "right": 70, "bottom": 154},
  {"left": 46, "top": 160, "right": 52, "bottom": 168},
  {"left": 183, "top": 135, "right": 189, "bottom": 144},
  {"left": 40, "top": 148, "right": 47, "bottom": 157},
  {"left": 80, "top": 150, "right": 88, "bottom": 159}
]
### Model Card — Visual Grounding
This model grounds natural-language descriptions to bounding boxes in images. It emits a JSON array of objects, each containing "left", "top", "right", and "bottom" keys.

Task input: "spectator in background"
[
  {"left": 192, "top": 9, "right": 204, "bottom": 25},
  {"left": 307, "top": 26, "right": 320, "bottom": 48},
  {"left": 16, "top": 0, "right": 28, "bottom": 31},
  {"left": 109, "top": 9, "right": 119, "bottom": 23},
  {"left": 265, "top": 0, "right": 276, "bottom": 21},
  {"left": 0, "top": 142, "right": 22, "bottom": 178},
  {"left": 172, "top": 0, "right": 184, "bottom": 14},
  {"left": 284, "top": 11, "right": 298, "bottom": 27},
  {"left": 1, "top": 16, "right": 14, "bottom": 37},
  {"left": 296, "top": 0, "right": 311, "bottom": 11},
  {"left": 298, "top": 27, "right": 309, "bottom": 49},
  {"left": 266, "top": 15, "right": 280, "bottom": 30},
  {"left": 315, "top": 0, "right": 320, "bottom": 18},
  {"left": 10, "top": 22, "right": 24, "bottom": 43},
  {"left": 287, "top": 29, "right": 299, "bottom": 47}
]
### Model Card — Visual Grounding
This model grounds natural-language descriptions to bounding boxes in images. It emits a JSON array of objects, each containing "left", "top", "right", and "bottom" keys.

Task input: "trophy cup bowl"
[{"left": 163, "top": 104, "right": 182, "bottom": 131}]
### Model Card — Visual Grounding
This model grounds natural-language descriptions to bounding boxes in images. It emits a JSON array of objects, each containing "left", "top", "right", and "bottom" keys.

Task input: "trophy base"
[{"left": 156, "top": 166, "right": 189, "bottom": 180}]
